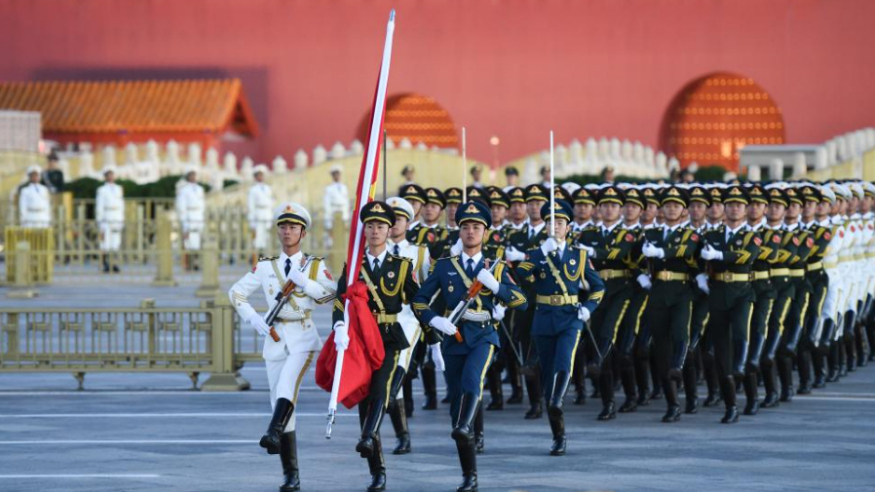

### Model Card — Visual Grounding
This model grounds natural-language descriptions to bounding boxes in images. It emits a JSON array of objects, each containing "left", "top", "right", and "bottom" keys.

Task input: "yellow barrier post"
[
  {"left": 200, "top": 294, "right": 251, "bottom": 391},
  {"left": 196, "top": 237, "right": 220, "bottom": 298},
  {"left": 151, "top": 214, "right": 177, "bottom": 287},
  {"left": 7, "top": 241, "right": 38, "bottom": 299}
]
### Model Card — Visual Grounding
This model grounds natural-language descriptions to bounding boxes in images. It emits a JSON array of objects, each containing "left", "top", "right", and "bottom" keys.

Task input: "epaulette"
[
  {"left": 388, "top": 253, "right": 412, "bottom": 263},
  {"left": 258, "top": 255, "right": 279, "bottom": 262},
  {"left": 304, "top": 253, "right": 324, "bottom": 262}
]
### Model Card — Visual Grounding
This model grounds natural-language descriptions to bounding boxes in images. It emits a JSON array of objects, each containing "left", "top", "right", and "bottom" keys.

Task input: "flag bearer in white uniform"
[
  {"left": 383, "top": 196, "right": 433, "bottom": 455},
  {"left": 248, "top": 164, "right": 275, "bottom": 260},
  {"left": 95, "top": 165, "right": 125, "bottom": 273},
  {"left": 228, "top": 202, "right": 336, "bottom": 492}
]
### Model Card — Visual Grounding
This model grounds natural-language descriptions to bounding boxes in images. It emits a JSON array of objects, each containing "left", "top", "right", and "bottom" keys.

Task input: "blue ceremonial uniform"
[{"left": 413, "top": 254, "right": 527, "bottom": 411}]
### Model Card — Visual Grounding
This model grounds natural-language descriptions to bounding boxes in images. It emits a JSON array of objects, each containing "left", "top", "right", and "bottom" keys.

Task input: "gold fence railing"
[{"left": 0, "top": 296, "right": 263, "bottom": 391}]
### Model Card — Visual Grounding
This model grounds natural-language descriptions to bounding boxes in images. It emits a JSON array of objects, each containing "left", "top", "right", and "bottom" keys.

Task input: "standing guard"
[{"left": 95, "top": 165, "right": 125, "bottom": 273}]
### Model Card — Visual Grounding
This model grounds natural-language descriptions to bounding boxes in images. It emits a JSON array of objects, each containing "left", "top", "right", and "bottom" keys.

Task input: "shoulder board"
[
  {"left": 303, "top": 253, "right": 324, "bottom": 262},
  {"left": 387, "top": 253, "right": 411, "bottom": 263},
  {"left": 258, "top": 255, "right": 279, "bottom": 262}
]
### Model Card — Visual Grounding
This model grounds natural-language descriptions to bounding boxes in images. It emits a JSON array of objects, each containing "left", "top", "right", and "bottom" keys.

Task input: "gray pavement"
[{"left": 1, "top": 283, "right": 875, "bottom": 491}]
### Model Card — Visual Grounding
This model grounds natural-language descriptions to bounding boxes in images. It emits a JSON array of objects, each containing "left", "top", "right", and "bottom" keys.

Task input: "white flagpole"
[
  {"left": 462, "top": 127, "right": 467, "bottom": 203},
  {"left": 327, "top": 9, "right": 396, "bottom": 439},
  {"left": 550, "top": 130, "right": 555, "bottom": 237}
]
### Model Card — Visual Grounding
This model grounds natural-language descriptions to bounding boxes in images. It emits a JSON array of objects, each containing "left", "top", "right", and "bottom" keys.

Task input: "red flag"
[
  {"left": 317, "top": 11, "right": 396, "bottom": 430},
  {"left": 315, "top": 283, "right": 385, "bottom": 408}
]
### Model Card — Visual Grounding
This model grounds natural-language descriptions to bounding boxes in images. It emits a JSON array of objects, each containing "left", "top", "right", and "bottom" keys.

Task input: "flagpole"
[
  {"left": 327, "top": 9, "right": 396, "bottom": 439},
  {"left": 550, "top": 130, "right": 555, "bottom": 238},
  {"left": 462, "top": 127, "right": 467, "bottom": 203},
  {"left": 383, "top": 129, "right": 388, "bottom": 200}
]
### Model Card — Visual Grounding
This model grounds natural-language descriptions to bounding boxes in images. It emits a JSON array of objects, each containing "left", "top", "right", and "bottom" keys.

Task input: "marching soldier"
[
  {"left": 741, "top": 183, "right": 777, "bottom": 416},
  {"left": 640, "top": 185, "right": 700, "bottom": 422},
  {"left": 401, "top": 184, "right": 427, "bottom": 229},
  {"left": 383, "top": 197, "right": 432, "bottom": 455},
  {"left": 18, "top": 165, "right": 52, "bottom": 229},
  {"left": 323, "top": 164, "right": 350, "bottom": 249},
  {"left": 176, "top": 167, "right": 206, "bottom": 270},
  {"left": 332, "top": 201, "right": 429, "bottom": 492},
  {"left": 516, "top": 199, "right": 604, "bottom": 454},
  {"left": 413, "top": 200, "right": 528, "bottom": 492},
  {"left": 95, "top": 165, "right": 125, "bottom": 273},
  {"left": 682, "top": 185, "right": 712, "bottom": 415},
  {"left": 504, "top": 184, "right": 551, "bottom": 419},
  {"left": 249, "top": 164, "right": 275, "bottom": 259},
  {"left": 228, "top": 202, "right": 336, "bottom": 492},
  {"left": 576, "top": 185, "right": 637, "bottom": 421},
  {"left": 699, "top": 184, "right": 761, "bottom": 423},
  {"left": 700, "top": 184, "right": 727, "bottom": 407},
  {"left": 408, "top": 186, "right": 448, "bottom": 260}
]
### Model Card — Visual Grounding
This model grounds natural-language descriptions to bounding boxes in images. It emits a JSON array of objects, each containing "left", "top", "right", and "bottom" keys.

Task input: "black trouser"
[
  {"left": 709, "top": 297, "right": 754, "bottom": 409},
  {"left": 647, "top": 298, "right": 692, "bottom": 409},
  {"left": 591, "top": 289, "right": 633, "bottom": 407}
]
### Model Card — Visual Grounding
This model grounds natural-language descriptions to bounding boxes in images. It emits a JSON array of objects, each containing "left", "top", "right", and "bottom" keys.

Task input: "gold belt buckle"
[{"left": 550, "top": 295, "right": 563, "bottom": 306}]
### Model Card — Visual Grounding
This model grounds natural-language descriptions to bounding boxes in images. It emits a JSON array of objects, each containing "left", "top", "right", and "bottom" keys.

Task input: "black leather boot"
[
  {"left": 618, "top": 366, "right": 638, "bottom": 413},
  {"left": 365, "top": 435, "right": 386, "bottom": 491},
  {"left": 421, "top": 366, "right": 438, "bottom": 410},
  {"left": 279, "top": 432, "right": 301, "bottom": 492},
  {"left": 451, "top": 393, "right": 480, "bottom": 445},
  {"left": 524, "top": 374, "right": 543, "bottom": 419},
  {"left": 486, "top": 365, "right": 504, "bottom": 410},
  {"left": 797, "top": 350, "right": 813, "bottom": 394},
  {"left": 402, "top": 378, "right": 414, "bottom": 417},
  {"left": 597, "top": 367, "right": 616, "bottom": 421},
  {"left": 260, "top": 398, "right": 294, "bottom": 455},
  {"left": 838, "top": 340, "right": 848, "bottom": 378},
  {"left": 473, "top": 401, "right": 485, "bottom": 454},
  {"left": 778, "top": 355, "right": 794, "bottom": 402},
  {"left": 635, "top": 356, "right": 651, "bottom": 406},
  {"left": 761, "top": 360, "right": 780, "bottom": 408},
  {"left": 356, "top": 398, "right": 386, "bottom": 459},
  {"left": 661, "top": 376, "right": 682, "bottom": 423},
  {"left": 547, "top": 408, "right": 566, "bottom": 456},
  {"left": 742, "top": 370, "right": 759, "bottom": 416},
  {"left": 387, "top": 398, "right": 410, "bottom": 455},
  {"left": 720, "top": 376, "right": 739, "bottom": 424},
  {"left": 455, "top": 437, "right": 478, "bottom": 492},
  {"left": 812, "top": 349, "right": 827, "bottom": 388},
  {"left": 826, "top": 343, "right": 840, "bottom": 382},
  {"left": 683, "top": 362, "right": 699, "bottom": 414},
  {"left": 506, "top": 361, "right": 523, "bottom": 404}
]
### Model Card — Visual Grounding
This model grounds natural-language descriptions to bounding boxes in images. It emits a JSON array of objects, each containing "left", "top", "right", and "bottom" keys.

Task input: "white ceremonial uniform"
[
  {"left": 18, "top": 182, "right": 52, "bottom": 228},
  {"left": 387, "top": 238, "right": 431, "bottom": 397},
  {"left": 323, "top": 181, "right": 350, "bottom": 230},
  {"left": 229, "top": 251, "right": 335, "bottom": 431},
  {"left": 176, "top": 181, "right": 206, "bottom": 250},
  {"left": 248, "top": 182, "right": 274, "bottom": 250},
  {"left": 821, "top": 216, "right": 845, "bottom": 332},
  {"left": 95, "top": 182, "right": 125, "bottom": 251}
]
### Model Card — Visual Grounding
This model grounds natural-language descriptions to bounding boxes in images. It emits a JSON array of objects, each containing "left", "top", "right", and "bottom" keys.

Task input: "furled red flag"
[{"left": 316, "top": 10, "right": 396, "bottom": 436}]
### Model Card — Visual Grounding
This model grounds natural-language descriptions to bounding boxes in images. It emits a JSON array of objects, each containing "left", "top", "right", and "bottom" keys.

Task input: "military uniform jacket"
[
  {"left": 176, "top": 182, "right": 205, "bottom": 230},
  {"left": 642, "top": 225, "right": 700, "bottom": 308},
  {"left": 407, "top": 223, "right": 448, "bottom": 260},
  {"left": 333, "top": 253, "right": 421, "bottom": 351},
  {"left": 701, "top": 225, "right": 762, "bottom": 310},
  {"left": 413, "top": 256, "right": 527, "bottom": 354},
  {"left": 516, "top": 245, "right": 605, "bottom": 336},
  {"left": 229, "top": 253, "right": 335, "bottom": 360},
  {"left": 95, "top": 182, "right": 125, "bottom": 226},
  {"left": 18, "top": 182, "right": 51, "bottom": 227},
  {"left": 506, "top": 222, "right": 550, "bottom": 253},
  {"left": 766, "top": 225, "right": 805, "bottom": 293},
  {"left": 749, "top": 224, "right": 781, "bottom": 299},
  {"left": 247, "top": 182, "right": 274, "bottom": 225},
  {"left": 574, "top": 224, "right": 637, "bottom": 296}
]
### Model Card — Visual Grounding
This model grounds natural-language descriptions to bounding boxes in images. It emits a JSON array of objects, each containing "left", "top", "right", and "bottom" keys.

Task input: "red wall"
[{"left": 1, "top": 0, "right": 873, "bottom": 166}]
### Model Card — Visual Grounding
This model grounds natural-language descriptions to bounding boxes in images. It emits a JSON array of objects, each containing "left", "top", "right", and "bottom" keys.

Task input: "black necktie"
[
  {"left": 393, "top": 244, "right": 400, "bottom": 256},
  {"left": 372, "top": 258, "right": 381, "bottom": 273},
  {"left": 466, "top": 258, "right": 475, "bottom": 278},
  {"left": 284, "top": 258, "right": 291, "bottom": 277}
]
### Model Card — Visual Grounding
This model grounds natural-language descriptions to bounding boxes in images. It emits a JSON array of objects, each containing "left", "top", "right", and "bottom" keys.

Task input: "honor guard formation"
[{"left": 228, "top": 169, "right": 875, "bottom": 492}]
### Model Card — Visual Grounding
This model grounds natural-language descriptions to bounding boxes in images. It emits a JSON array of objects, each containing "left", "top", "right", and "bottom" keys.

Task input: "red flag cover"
[{"left": 316, "top": 282, "right": 385, "bottom": 408}]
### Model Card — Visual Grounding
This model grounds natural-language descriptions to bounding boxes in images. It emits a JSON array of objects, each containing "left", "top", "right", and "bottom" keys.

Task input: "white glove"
[
  {"left": 429, "top": 316, "right": 458, "bottom": 336},
  {"left": 248, "top": 314, "right": 271, "bottom": 338},
  {"left": 642, "top": 242, "right": 665, "bottom": 259},
  {"left": 577, "top": 306, "right": 591, "bottom": 322},
  {"left": 579, "top": 244, "right": 595, "bottom": 257},
  {"left": 700, "top": 244, "right": 724, "bottom": 261},
  {"left": 504, "top": 246, "right": 526, "bottom": 262},
  {"left": 333, "top": 321, "right": 350, "bottom": 350},
  {"left": 429, "top": 343, "right": 446, "bottom": 372},
  {"left": 540, "top": 237, "right": 558, "bottom": 255},
  {"left": 696, "top": 273, "right": 710, "bottom": 294},
  {"left": 288, "top": 267, "right": 307, "bottom": 288},
  {"left": 450, "top": 238, "right": 463, "bottom": 256},
  {"left": 637, "top": 273, "right": 652, "bottom": 290},
  {"left": 492, "top": 304, "right": 507, "bottom": 322},
  {"left": 476, "top": 269, "right": 500, "bottom": 292}
]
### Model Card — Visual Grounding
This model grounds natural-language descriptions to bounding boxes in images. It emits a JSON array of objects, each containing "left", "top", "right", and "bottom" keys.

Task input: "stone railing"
[{"left": 739, "top": 127, "right": 875, "bottom": 181}]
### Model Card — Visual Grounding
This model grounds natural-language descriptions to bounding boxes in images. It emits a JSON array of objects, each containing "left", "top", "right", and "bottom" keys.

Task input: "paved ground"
[{"left": 2, "top": 283, "right": 875, "bottom": 491}]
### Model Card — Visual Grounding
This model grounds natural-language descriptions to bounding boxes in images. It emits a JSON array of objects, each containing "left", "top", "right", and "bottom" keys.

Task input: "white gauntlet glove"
[
  {"left": 429, "top": 316, "right": 458, "bottom": 336},
  {"left": 450, "top": 238, "right": 463, "bottom": 256},
  {"left": 637, "top": 273, "right": 652, "bottom": 290},
  {"left": 642, "top": 242, "right": 665, "bottom": 259},
  {"left": 540, "top": 237, "right": 558, "bottom": 255},
  {"left": 577, "top": 306, "right": 591, "bottom": 322},
  {"left": 288, "top": 267, "right": 308, "bottom": 288},
  {"left": 504, "top": 247, "right": 526, "bottom": 262},
  {"left": 333, "top": 321, "right": 350, "bottom": 350},
  {"left": 492, "top": 304, "right": 507, "bottom": 322},
  {"left": 476, "top": 269, "right": 500, "bottom": 292},
  {"left": 696, "top": 273, "right": 710, "bottom": 294},
  {"left": 248, "top": 314, "right": 271, "bottom": 338},
  {"left": 429, "top": 343, "right": 446, "bottom": 371}
]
